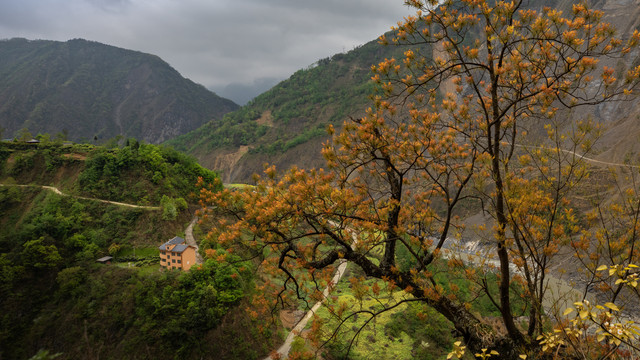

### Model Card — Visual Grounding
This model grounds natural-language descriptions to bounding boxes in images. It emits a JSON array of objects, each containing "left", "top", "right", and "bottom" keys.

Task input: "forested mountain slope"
[
  {"left": 170, "top": 0, "right": 640, "bottom": 183},
  {"left": 166, "top": 37, "right": 427, "bottom": 182},
  {"left": 0, "top": 142, "right": 277, "bottom": 359},
  {"left": 0, "top": 38, "right": 239, "bottom": 144}
]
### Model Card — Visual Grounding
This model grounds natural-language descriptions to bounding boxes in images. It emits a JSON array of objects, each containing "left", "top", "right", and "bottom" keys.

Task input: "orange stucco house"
[{"left": 159, "top": 236, "right": 197, "bottom": 271}]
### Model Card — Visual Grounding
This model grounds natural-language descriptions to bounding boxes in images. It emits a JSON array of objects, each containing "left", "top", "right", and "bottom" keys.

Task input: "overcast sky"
[{"left": 0, "top": 0, "right": 415, "bottom": 104}]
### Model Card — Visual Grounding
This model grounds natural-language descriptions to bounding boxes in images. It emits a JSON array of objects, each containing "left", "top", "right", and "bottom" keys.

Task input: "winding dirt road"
[
  {"left": 0, "top": 183, "right": 161, "bottom": 210},
  {"left": 513, "top": 143, "right": 640, "bottom": 169},
  {"left": 2, "top": 183, "right": 206, "bottom": 266}
]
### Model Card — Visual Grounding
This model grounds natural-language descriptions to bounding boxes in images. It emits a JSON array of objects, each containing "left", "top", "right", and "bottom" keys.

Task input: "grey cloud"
[
  {"left": 212, "top": 77, "right": 281, "bottom": 105},
  {"left": 0, "top": 0, "right": 414, "bottom": 95},
  {"left": 84, "top": 0, "right": 131, "bottom": 12}
]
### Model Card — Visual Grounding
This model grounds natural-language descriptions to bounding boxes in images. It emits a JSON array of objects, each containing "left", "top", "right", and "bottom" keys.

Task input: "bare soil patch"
[
  {"left": 256, "top": 110, "right": 274, "bottom": 127},
  {"left": 5, "top": 153, "right": 16, "bottom": 166},
  {"left": 279, "top": 309, "right": 305, "bottom": 330},
  {"left": 62, "top": 153, "right": 87, "bottom": 161},
  {"left": 201, "top": 146, "right": 250, "bottom": 183}
]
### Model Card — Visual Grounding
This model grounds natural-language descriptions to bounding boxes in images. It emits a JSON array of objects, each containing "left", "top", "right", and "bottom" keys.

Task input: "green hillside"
[
  {"left": 0, "top": 142, "right": 278, "bottom": 359},
  {"left": 0, "top": 140, "right": 220, "bottom": 205},
  {"left": 166, "top": 37, "right": 428, "bottom": 182},
  {"left": 168, "top": 0, "right": 640, "bottom": 185},
  {"left": 0, "top": 38, "right": 239, "bottom": 144}
]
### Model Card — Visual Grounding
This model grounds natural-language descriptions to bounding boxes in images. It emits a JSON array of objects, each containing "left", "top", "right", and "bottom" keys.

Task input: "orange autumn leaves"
[
  {"left": 376, "top": 1, "right": 640, "bottom": 125},
  {"left": 198, "top": 0, "right": 640, "bottom": 356}
]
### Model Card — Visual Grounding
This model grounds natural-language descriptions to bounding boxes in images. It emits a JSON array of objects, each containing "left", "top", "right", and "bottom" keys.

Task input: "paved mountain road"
[
  {"left": 184, "top": 216, "right": 203, "bottom": 264},
  {"left": 264, "top": 222, "right": 357, "bottom": 360}
]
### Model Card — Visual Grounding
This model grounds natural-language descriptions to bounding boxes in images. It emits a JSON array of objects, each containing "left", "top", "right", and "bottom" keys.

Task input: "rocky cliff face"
[
  {"left": 0, "top": 38, "right": 239, "bottom": 143},
  {"left": 474, "top": 0, "right": 640, "bottom": 161},
  {"left": 531, "top": 0, "right": 640, "bottom": 162},
  {"left": 584, "top": 0, "right": 640, "bottom": 161}
]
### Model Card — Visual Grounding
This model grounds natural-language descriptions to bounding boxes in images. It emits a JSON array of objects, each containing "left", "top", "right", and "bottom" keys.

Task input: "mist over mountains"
[{"left": 210, "top": 77, "right": 281, "bottom": 106}]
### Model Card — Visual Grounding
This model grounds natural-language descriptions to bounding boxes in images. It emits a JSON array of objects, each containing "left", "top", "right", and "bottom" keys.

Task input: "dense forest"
[{"left": 0, "top": 141, "right": 278, "bottom": 359}]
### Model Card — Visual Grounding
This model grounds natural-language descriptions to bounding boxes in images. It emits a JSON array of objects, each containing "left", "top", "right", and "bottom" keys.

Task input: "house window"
[
  {"left": 161, "top": 250, "right": 165, "bottom": 255},
  {"left": 177, "top": 260, "right": 181, "bottom": 264},
  {"left": 172, "top": 259, "right": 176, "bottom": 263}
]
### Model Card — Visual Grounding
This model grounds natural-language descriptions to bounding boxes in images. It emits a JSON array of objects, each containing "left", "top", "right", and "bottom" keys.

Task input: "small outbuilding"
[{"left": 96, "top": 256, "right": 113, "bottom": 264}]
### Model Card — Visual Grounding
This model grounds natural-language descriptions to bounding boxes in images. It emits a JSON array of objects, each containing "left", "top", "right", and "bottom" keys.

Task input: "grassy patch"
[
  {"left": 310, "top": 278, "right": 454, "bottom": 360},
  {"left": 118, "top": 246, "right": 159, "bottom": 258},
  {"left": 300, "top": 256, "right": 527, "bottom": 359},
  {"left": 135, "top": 264, "right": 162, "bottom": 276},
  {"left": 225, "top": 183, "right": 255, "bottom": 190}
]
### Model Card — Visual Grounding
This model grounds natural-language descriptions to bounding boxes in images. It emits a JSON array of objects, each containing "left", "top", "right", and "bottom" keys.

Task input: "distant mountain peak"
[{"left": 0, "top": 38, "right": 239, "bottom": 143}]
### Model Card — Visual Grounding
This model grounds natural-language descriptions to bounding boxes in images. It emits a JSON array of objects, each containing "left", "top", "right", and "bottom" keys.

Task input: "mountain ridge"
[
  {"left": 170, "top": 0, "right": 640, "bottom": 183},
  {"left": 0, "top": 38, "right": 239, "bottom": 144},
  {"left": 166, "top": 36, "right": 421, "bottom": 182}
]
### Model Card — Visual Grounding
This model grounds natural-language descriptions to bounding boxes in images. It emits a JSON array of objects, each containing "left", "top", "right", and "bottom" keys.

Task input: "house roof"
[
  {"left": 96, "top": 256, "right": 113, "bottom": 263},
  {"left": 171, "top": 244, "right": 190, "bottom": 253},
  {"left": 159, "top": 236, "right": 185, "bottom": 251}
]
